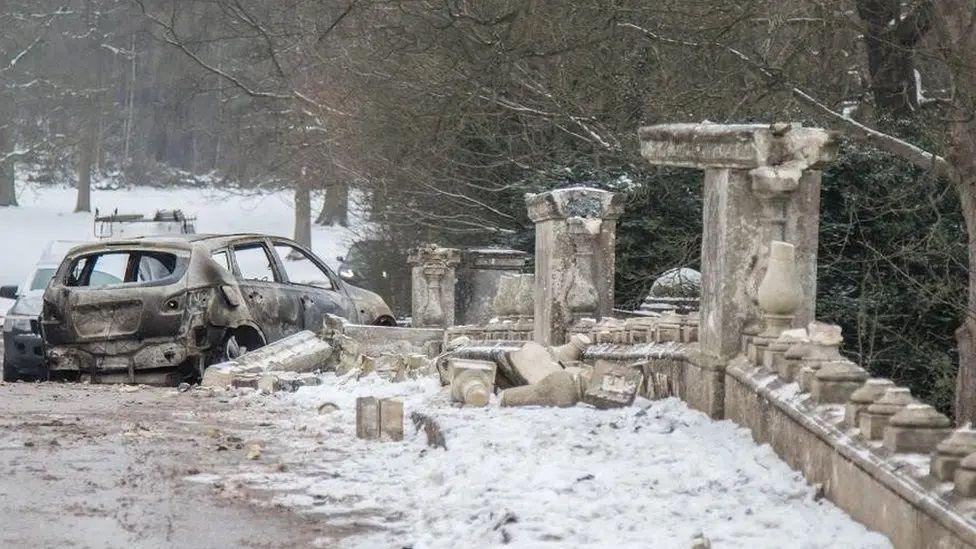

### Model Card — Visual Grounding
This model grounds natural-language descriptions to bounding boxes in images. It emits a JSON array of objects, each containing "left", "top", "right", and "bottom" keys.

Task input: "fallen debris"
[
  {"left": 582, "top": 361, "right": 643, "bottom": 409},
  {"left": 499, "top": 370, "right": 581, "bottom": 408},
  {"left": 449, "top": 359, "right": 496, "bottom": 407},
  {"left": 356, "top": 397, "right": 404, "bottom": 441},
  {"left": 202, "top": 331, "right": 332, "bottom": 389}
]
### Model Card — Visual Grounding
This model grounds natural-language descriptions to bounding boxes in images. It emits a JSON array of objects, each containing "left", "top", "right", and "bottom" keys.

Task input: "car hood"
[
  {"left": 344, "top": 284, "right": 394, "bottom": 323},
  {"left": 7, "top": 294, "right": 42, "bottom": 317}
]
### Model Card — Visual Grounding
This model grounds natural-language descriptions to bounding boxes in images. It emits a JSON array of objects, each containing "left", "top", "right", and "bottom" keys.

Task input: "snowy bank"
[{"left": 197, "top": 374, "right": 892, "bottom": 549}]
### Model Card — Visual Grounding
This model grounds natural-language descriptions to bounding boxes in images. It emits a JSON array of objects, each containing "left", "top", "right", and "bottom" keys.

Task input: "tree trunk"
[
  {"left": 293, "top": 185, "right": 312, "bottom": 250},
  {"left": 933, "top": 0, "right": 976, "bottom": 424},
  {"left": 75, "top": 127, "right": 94, "bottom": 212},
  {"left": 317, "top": 182, "right": 349, "bottom": 226},
  {"left": 856, "top": 0, "right": 931, "bottom": 116},
  {"left": 0, "top": 106, "right": 17, "bottom": 207}
]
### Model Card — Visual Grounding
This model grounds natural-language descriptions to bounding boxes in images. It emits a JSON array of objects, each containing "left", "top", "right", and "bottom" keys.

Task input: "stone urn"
[{"left": 757, "top": 241, "right": 802, "bottom": 336}]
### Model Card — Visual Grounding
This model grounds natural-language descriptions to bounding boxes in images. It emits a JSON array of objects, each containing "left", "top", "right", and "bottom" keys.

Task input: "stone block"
[
  {"left": 379, "top": 398, "right": 404, "bottom": 441},
  {"left": 499, "top": 370, "right": 581, "bottom": 408},
  {"left": 954, "top": 453, "right": 976, "bottom": 497},
  {"left": 582, "top": 362, "right": 644, "bottom": 409},
  {"left": 882, "top": 404, "right": 951, "bottom": 454},
  {"left": 504, "top": 342, "right": 562, "bottom": 385},
  {"left": 859, "top": 387, "right": 914, "bottom": 440},
  {"left": 356, "top": 397, "right": 403, "bottom": 441},
  {"left": 844, "top": 379, "right": 894, "bottom": 430},
  {"left": 356, "top": 397, "right": 380, "bottom": 440},
  {"left": 812, "top": 360, "right": 868, "bottom": 405},
  {"left": 931, "top": 428, "right": 976, "bottom": 481}
]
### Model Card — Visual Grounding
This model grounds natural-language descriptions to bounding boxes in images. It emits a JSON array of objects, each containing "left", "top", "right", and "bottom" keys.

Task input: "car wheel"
[
  {"left": 218, "top": 327, "right": 266, "bottom": 363},
  {"left": 2, "top": 359, "right": 17, "bottom": 382}
]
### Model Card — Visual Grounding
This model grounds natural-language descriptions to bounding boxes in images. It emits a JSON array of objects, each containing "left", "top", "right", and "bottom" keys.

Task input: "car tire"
[{"left": 2, "top": 359, "right": 17, "bottom": 382}]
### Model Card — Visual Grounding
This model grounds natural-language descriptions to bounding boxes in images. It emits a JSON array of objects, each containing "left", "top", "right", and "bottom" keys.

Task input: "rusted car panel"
[{"left": 41, "top": 234, "right": 395, "bottom": 385}]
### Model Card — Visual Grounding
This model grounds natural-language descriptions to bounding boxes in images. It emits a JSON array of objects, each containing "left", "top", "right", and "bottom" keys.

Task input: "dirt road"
[{"left": 0, "top": 382, "right": 341, "bottom": 548}]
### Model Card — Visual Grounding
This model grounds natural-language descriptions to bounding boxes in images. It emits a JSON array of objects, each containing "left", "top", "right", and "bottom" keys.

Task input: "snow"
[
  {"left": 197, "top": 374, "right": 893, "bottom": 549},
  {"left": 0, "top": 184, "right": 367, "bottom": 313}
]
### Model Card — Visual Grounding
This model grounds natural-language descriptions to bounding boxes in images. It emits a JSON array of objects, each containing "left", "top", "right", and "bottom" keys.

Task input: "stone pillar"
[
  {"left": 639, "top": 123, "right": 837, "bottom": 361},
  {"left": 525, "top": 188, "right": 624, "bottom": 345},
  {"left": 408, "top": 245, "right": 461, "bottom": 328}
]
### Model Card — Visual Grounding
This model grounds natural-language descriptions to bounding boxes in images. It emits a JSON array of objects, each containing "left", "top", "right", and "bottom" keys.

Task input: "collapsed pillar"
[
  {"left": 408, "top": 245, "right": 461, "bottom": 327},
  {"left": 639, "top": 123, "right": 837, "bottom": 361},
  {"left": 525, "top": 188, "right": 624, "bottom": 345}
]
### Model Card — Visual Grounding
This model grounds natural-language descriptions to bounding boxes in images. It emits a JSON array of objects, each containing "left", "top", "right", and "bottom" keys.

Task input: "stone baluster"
[
  {"left": 844, "top": 379, "right": 895, "bottom": 429},
  {"left": 882, "top": 404, "right": 952, "bottom": 454},
  {"left": 812, "top": 359, "right": 868, "bottom": 405},
  {"left": 750, "top": 241, "right": 803, "bottom": 365},
  {"left": 408, "top": 245, "right": 461, "bottom": 328},
  {"left": 931, "top": 428, "right": 976, "bottom": 481},
  {"left": 778, "top": 337, "right": 810, "bottom": 382},
  {"left": 859, "top": 387, "right": 915, "bottom": 440}
]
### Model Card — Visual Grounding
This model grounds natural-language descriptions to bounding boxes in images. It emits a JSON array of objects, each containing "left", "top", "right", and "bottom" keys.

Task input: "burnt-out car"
[{"left": 41, "top": 234, "right": 395, "bottom": 385}]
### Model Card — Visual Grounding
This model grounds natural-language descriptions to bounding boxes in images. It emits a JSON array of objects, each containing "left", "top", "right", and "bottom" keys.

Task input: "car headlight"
[
  {"left": 3, "top": 316, "right": 31, "bottom": 333},
  {"left": 338, "top": 268, "right": 356, "bottom": 280}
]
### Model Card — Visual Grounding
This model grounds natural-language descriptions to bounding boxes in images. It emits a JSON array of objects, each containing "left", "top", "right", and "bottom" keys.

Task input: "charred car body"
[{"left": 41, "top": 234, "right": 395, "bottom": 385}]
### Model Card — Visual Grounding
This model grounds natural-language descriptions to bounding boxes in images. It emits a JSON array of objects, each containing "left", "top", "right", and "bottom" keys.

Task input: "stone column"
[
  {"left": 525, "top": 187, "right": 624, "bottom": 345},
  {"left": 407, "top": 245, "right": 461, "bottom": 328},
  {"left": 639, "top": 123, "right": 837, "bottom": 361}
]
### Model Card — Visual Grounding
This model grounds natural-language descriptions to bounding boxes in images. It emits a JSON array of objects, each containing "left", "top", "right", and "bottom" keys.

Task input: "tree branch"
[{"left": 619, "top": 21, "right": 954, "bottom": 180}]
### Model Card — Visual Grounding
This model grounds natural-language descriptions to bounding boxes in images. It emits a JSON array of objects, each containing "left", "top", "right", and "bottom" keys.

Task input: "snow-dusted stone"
[
  {"left": 812, "top": 360, "right": 868, "bottom": 405},
  {"left": 550, "top": 333, "right": 591, "bottom": 364},
  {"left": 882, "top": 404, "right": 951, "bottom": 454},
  {"left": 860, "top": 387, "right": 914, "bottom": 440},
  {"left": 798, "top": 322, "right": 844, "bottom": 393},
  {"left": 408, "top": 245, "right": 461, "bottom": 328},
  {"left": 931, "top": 428, "right": 976, "bottom": 481},
  {"left": 582, "top": 361, "right": 644, "bottom": 410},
  {"left": 448, "top": 358, "right": 496, "bottom": 407},
  {"left": 525, "top": 187, "right": 624, "bottom": 345},
  {"left": 844, "top": 379, "right": 894, "bottom": 430},
  {"left": 779, "top": 339, "right": 810, "bottom": 382},
  {"left": 504, "top": 342, "right": 562, "bottom": 385},
  {"left": 356, "top": 397, "right": 404, "bottom": 441},
  {"left": 954, "top": 452, "right": 976, "bottom": 497},
  {"left": 499, "top": 370, "right": 581, "bottom": 408}
]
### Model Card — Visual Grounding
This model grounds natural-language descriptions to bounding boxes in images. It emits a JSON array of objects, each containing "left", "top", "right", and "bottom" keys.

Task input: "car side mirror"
[
  {"left": 336, "top": 255, "right": 344, "bottom": 262},
  {"left": 0, "top": 285, "right": 18, "bottom": 299}
]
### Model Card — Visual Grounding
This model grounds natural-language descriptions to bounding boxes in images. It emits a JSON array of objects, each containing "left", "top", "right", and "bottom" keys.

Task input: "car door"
[
  {"left": 228, "top": 239, "right": 301, "bottom": 343},
  {"left": 270, "top": 240, "right": 355, "bottom": 331}
]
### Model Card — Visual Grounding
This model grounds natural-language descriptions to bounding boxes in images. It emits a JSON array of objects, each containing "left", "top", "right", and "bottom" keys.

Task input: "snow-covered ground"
[
  {"left": 195, "top": 374, "right": 893, "bottom": 549},
  {"left": 0, "top": 184, "right": 366, "bottom": 312}
]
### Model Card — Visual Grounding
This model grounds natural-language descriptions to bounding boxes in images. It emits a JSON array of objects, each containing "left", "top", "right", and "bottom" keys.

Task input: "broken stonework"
[
  {"left": 640, "top": 124, "right": 836, "bottom": 360},
  {"left": 860, "top": 387, "right": 915, "bottom": 440},
  {"left": 582, "top": 361, "right": 644, "bottom": 409},
  {"left": 525, "top": 187, "right": 624, "bottom": 345},
  {"left": 448, "top": 358, "right": 496, "bottom": 407},
  {"left": 257, "top": 372, "right": 322, "bottom": 394},
  {"left": 499, "top": 370, "right": 582, "bottom": 408},
  {"left": 356, "top": 397, "right": 404, "bottom": 441},
  {"left": 882, "top": 404, "right": 951, "bottom": 454},
  {"left": 408, "top": 245, "right": 461, "bottom": 328},
  {"left": 931, "top": 428, "right": 976, "bottom": 481},
  {"left": 844, "top": 379, "right": 895, "bottom": 430},
  {"left": 766, "top": 328, "right": 806, "bottom": 378},
  {"left": 504, "top": 341, "right": 563, "bottom": 385}
]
